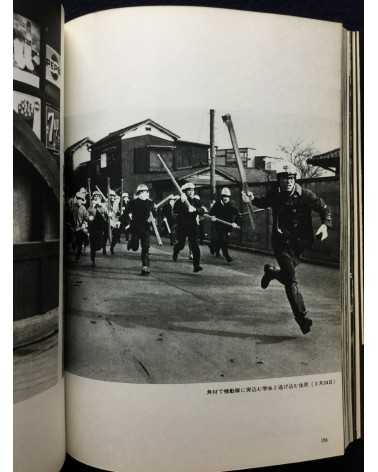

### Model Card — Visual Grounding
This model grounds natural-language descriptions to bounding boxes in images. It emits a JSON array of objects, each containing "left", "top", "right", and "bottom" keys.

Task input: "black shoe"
[
  {"left": 261, "top": 264, "right": 275, "bottom": 289},
  {"left": 91, "top": 261, "right": 96, "bottom": 268},
  {"left": 140, "top": 266, "right": 150, "bottom": 276},
  {"left": 295, "top": 316, "right": 313, "bottom": 334},
  {"left": 193, "top": 265, "right": 203, "bottom": 273},
  {"left": 102, "top": 249, "right": 107, "bottom": 256},
  {"left": 225, "top": 256, "right": 233, "bottom": 263},
  {"left": 172, "top": 253, "right": 178, "bottom": 262},
  {"left": 110, "top": 247, "right": 114, "bottom": 255}
]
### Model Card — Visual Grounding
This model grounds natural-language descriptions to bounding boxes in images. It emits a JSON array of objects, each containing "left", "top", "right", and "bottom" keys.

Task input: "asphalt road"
[{"left": 65, "top": 241, "right": 341, "bottom": 384}]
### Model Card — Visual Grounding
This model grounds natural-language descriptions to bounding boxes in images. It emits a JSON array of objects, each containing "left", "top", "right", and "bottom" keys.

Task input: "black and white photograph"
[
  {"left": 13, "top": 13, "right": 40, "bottom": 88},
  {"left": 13, "top": 0, "right": 62, "bottom": 403},
  {"left": 64, "top": 9, "right": 342, "bottom": 385}
]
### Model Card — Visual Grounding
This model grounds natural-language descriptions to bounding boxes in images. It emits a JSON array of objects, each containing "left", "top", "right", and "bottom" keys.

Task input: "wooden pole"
[
  {"left": 107, "top": 177, "right": 112, "bottom": 244},
  {"left": 222, "top": 114, "right": 255, "bottom": 232},
  {"left": 156, "top": 154, "right": 183, "bottom": 195},
  {"left": 150, "top": 212, "right": 163, "bottom": 245},
  {"left": 120, "top": 178, "right": 124, "bottom": 216},
  {"left": 87, "top": 178, "right": 92, "bottom": 201},
  {"left": 210, "top": 109, "right": 216, "bottom": 199},
  {"left": 203, "top": 214, "right": 240, "bottom": 230},
  {"left": 156, "top": 194, "right": 177, "bottom": 209}
]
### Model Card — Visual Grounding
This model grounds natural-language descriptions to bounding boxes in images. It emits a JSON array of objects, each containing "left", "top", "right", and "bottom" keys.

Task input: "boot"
[
  {"left": 295, "top": 316, "right": 313, "bottom": 334},
  {"left": 261, "top": 264, "right": 277, "bottom": 289}
]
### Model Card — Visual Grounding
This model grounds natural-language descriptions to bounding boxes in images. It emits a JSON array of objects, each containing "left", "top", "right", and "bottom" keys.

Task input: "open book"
[{"left": 13, "top": 2, "right": 362, "bottom": 471}]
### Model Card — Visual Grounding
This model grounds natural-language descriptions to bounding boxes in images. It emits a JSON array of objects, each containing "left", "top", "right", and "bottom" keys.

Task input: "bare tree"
[{"left": 278, "top": 140, "right": 323, "bottom": 179}]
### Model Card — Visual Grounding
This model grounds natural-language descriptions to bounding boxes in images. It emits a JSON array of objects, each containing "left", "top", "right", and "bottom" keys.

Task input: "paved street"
[{"left": 65, "top": 242, "right": 341, "bottom": 384}]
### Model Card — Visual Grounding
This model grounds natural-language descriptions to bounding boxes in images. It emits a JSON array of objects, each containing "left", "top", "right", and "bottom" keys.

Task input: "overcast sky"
[{"left": 65, "top": 6, "right": 342, "bottom": 157}]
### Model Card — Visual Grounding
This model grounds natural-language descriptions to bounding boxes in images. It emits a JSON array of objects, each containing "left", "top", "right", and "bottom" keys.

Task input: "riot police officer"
[
  {"left": 209, "top": 187, "right": 239, "bottom": 262},
  {"left": 172, "top": 182, "right": 204, "bottom": 272},
  {"left": 126, "top": 184, "right": 156, "bottom": 276}
]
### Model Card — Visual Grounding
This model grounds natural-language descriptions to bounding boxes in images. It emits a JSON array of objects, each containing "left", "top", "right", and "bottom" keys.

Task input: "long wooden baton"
[
  {"left": 95, "top": 185, "right": 107, "bottom": 202},
  {"left": 163, "top": 217, "right": 171, "bottom": 234},
  {"left": 107, "top": 178, "right": 112, "bottom": 244},
  {"left": 156, "top": 194, "right": 176, "bottom": 209},
  {"left": 150, "top": 212, "right": 163, "bottom": 245},
  {"left": 120, "top": 178, "right": 124, "bottom": 216},
  {"left": 156, "top": 154, "right": 183, "bottom": 195},
  {"left": 156, "top": 154, "right": 196, "bottom": 213},
  {"left": 203, "top": 214, "right": 240, "bottom": 230},
  {"left": 222, "top": 114, "right": 255, "bottom": 231},
  {"left": 87, "top": 178, "right": 92, "bottom": 201}
]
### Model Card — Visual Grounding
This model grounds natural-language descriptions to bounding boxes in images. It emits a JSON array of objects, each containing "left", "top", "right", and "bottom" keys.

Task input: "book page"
[
  {"left": 64, "top": 7, "right": 344, "bottom": 470},
  {"left": 13, "top": 1, "right": 65, "bottom": 471}
]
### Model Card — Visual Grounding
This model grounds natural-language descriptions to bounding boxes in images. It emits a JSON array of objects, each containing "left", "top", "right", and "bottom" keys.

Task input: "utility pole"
[{"left": 210, "top": 109, "right": 216, "bottom": 199}]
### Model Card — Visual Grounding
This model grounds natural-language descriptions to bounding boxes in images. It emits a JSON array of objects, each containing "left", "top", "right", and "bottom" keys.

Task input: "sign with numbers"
[{"left": 45, "top": 105, "right": 60, "bottom": 154}]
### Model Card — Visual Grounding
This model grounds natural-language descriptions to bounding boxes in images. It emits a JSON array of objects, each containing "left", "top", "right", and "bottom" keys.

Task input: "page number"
[{"left": 321, "top": 437, "right": 328, "bottom": 443}]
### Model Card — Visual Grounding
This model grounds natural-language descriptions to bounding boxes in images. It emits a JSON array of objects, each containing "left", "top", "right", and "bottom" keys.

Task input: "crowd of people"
[
  {"left": 65, "top": 171, "right": 332, "bottom": 334},
  {"left": 65, "top": 181, "right": 241, "bottom": 273}
]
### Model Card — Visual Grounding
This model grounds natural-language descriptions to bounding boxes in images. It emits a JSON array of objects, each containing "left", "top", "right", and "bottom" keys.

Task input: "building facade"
[
  {"left": 13, "top": 0, "right": 61, "bottom": 324},
  {"left": 74, "top": 119, "right": 210, "bottom": 198}
]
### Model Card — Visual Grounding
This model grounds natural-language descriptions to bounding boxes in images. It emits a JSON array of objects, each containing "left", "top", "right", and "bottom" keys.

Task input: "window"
[
  {"left": 149, "top": 149, "right": 173, "bottom": 172},
  {"left": 100, "top": 153, "right": 107, "bottom": 168},
  {"left": 225, "top": 149, "right": 247, "bottom": 167},
  {"left": 176, "top": 147, "right": 191, "bottom": 169}
]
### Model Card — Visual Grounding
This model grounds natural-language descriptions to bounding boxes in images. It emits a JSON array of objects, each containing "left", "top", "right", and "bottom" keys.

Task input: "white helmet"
[
  {"left": 122, "top": 192, "right": 129, "bottom": 198},
  {"left": 221, "top": 187, "right": 231, "bottom": 197},
  {"left": 181, "top": 182, "right": 195, "bottom": 191},
  {"left": 136, "top": 184, "right": 149, "bottom": 193},
  {"left": 276, "top": 169, "right": 298, "bottom": 180}
]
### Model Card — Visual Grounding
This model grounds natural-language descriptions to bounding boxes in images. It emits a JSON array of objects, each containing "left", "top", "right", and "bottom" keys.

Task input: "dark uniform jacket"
[
  {"left": 120, "top": 202, "right": 131, "bottom": 228},
  {"left": 162, "top": 202, "right": 175, "bottom": 224},
  {"left": 87, "top": 204, "right": 108, "bottom": 250},
  {"left": 127, "top": 198, "right": 156, "bottom": 233},
  {"left": 253, "top": 183, "right": 332, "bottom": 248},
  {"left": 173, "top": 197, "right": 204, "bottom": 227},
  {"left": 87, "top": 204, "right": 107, "bottom": 231},
  {"left": 209, "top": 200, "right": 239, "bottom": 231}
]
